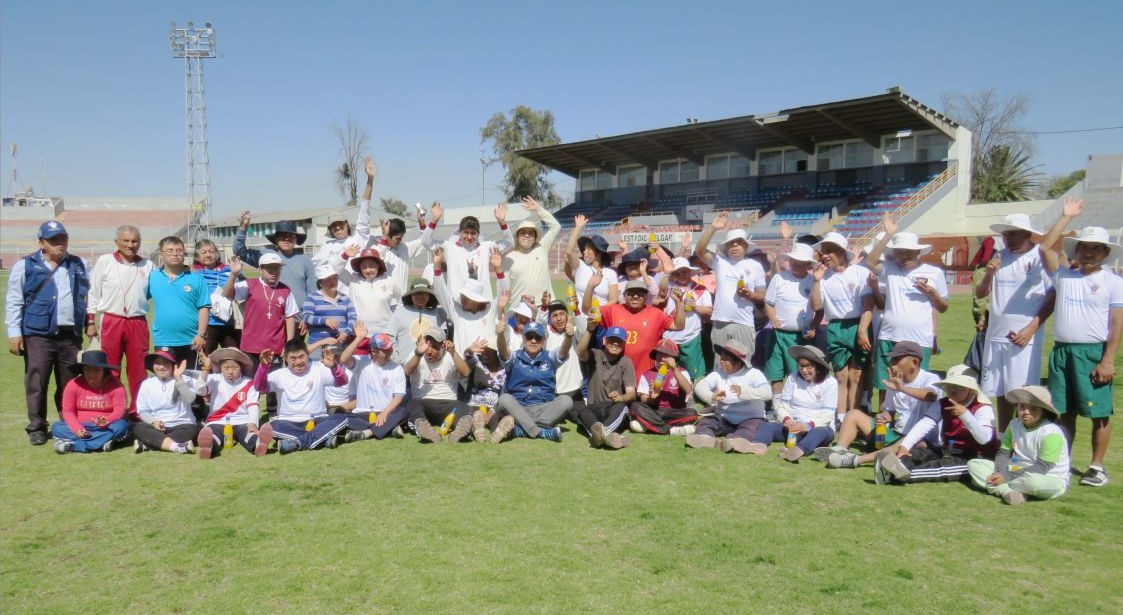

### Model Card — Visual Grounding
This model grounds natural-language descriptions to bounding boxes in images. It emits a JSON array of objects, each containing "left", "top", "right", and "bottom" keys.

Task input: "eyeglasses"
[{"left": 161, "top": 249, "right": 185, "bottom": 256}]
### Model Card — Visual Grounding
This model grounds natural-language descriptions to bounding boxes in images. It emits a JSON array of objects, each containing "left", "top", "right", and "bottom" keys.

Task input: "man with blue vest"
[
  {"left": 5, "top": 221, "right": 91, "bottom": 445},
  {"left": 494, "top": 320, "right": 575, "bottom": 442}
]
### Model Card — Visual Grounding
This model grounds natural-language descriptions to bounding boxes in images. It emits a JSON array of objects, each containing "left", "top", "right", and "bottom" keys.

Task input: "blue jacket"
[
  {"left": 20, "top": 251, "right": 89, "bottom": 337},
  {"left": 503, "top": 348, "right": 559, "bottom": 406}
]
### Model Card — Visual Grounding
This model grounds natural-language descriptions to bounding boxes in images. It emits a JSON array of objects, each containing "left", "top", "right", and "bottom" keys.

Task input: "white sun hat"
[
  {"left": 671, "top": 256, "right": 699, "bottom": 272},
  {"left": 886, "top": 232, "right": 932, "bottom": 257},
  {"left": 722, "top": 229, "right": 752, "bottom": 250},
  {"left": 785, "top": 242, "right": 818, "bottom": 264},
  {"left": 989, "top": 213, "right": 1041, "bottom": 235},
  {"left": 1063, "top": 226, "right": 1121, "bottom": 262},
  {"left": 511, "top": 302, "right": 535, "bottom": 320},
  {"left": 814, "top": 232, "right": 851, "bottom": 256},
  {"left": 936, "top": 364, "right": 990, "bottom": 405},
  {"left": 458, "top": 279, "right": 491, "bottom": 304}
]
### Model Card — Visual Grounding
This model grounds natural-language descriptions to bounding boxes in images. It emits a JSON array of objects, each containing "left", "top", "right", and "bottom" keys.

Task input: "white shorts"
[{"left": 980, "top": 336, "right": 1042, "bottom": 397}]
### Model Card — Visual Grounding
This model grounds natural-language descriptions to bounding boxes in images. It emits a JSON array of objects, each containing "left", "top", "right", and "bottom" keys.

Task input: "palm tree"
[{"left": 972, "top": 145, "right": 1040, "bottom": 202}]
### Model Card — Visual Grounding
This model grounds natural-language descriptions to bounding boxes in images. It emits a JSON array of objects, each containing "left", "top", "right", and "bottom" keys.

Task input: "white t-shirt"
[
  {"left": 1007, "top": 420, "right": 1071, "bottom": 486},
  {"left": 696, "top": 366, "right": 770, "bottom": 424},
  {"left": 878, "top": 261, "right": 948, "bottom": 346},
  {"left": 774, "top": 373, "right": 838, "bottom": 429},
  {"left": 574, "top": 261, "right": 617, "bottom": 306},
  {"left": 883, "top": 369, "right": 942, "bottom": 440},
  {"left": 324, "top": 365, "right": 353, "bottom": 407},
  {"left": 136, "top": 374, "right": 199, "bottom": 428},
  {"left": 663, "top": 284, "right": 712, "bottom": 344},
  {"left": 765, "top": 270, "right": 814, "bottom": 332},
  {"left": 353, "top": 360, "right": 407, "bottom": 412},
  {"left": 819, "top": 264, "right": 870, "bottom": 321},
  {"left": 412, "top": 352, "right": 459, "bottom": 401},
  {"left": 708, "top": 253, "right": 766, "bottom": 325},
  {"left": 1051, "top": 268, "right": 1123, "bottom": 344},
  {"left": 266, "top": 363, "right": 341, "bottom": 422},
  {"left": 200, "top": 374, "right": 258, "bottom": 426},
  {"left": 986, "top": 248, "right": 1052, "bottom": 342},
  {"left": 546, "top": 323, "right": 583, "bottom": 394}
]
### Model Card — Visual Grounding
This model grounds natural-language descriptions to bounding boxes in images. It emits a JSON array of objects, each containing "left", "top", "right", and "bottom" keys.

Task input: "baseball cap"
[
  {"left": 523, "top": 322, "right": 547, "bottom": 339},
  {"left": 38, "top": 220, "right": 68, "bottom": 239},
  {"left": 624, "top": 279, "right": 649, "bottom": 294},
  {"left": 370, "top": 333, "right": 394, "bottom": 351},
  {"left": 259, "top": 253, "right": 284, "bottom": 267},
  {"left": 887, "top": 341, "right": 924, "bottom": 361},
  {"left": 603, "top": 326, "right": 628, "bottom": 343},
  {"left": 423, "top": 326, "right": 447, "bottom": 344}
]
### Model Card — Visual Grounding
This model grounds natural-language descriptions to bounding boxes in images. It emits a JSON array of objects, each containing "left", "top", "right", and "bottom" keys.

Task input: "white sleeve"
[
  {"left": 739, "top": 370, "right": 773, "bottom": 401},
  {"left": 933, "top": 267, "right": 949, "bottom": 299},
  {"left": 354, "top": 199, "right": 372, "bottom": 248},
  {"left": 694, "top": 373, "right": 717, "bottom": 404},
  {"left": 283, "top": 294, "right": 299, "bottom": 317},
  {"left": 899, "top": 416, "right": 937, "bottom": 450},
  {"left": 87, "top": 255, "right": 105, "bottom": 314},
  {"left": 391, "top": 366, "right": 408, "bottom": 397},
  {"left": 4, "top": 259, "right": 27, "bottom": 337},
  {"left": 773, "top": 375, "right": 795, "bottom": 421},
  {"left": 764, "top": 275, "right": 780, "bottom": 306},
  {"left": 959, "top": 404, "right": 996, "bottom": 445}
]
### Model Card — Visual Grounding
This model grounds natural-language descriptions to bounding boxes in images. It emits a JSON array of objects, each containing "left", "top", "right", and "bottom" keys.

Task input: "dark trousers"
[
  {"left": 898, "top": 446, "right": 975, "bottom": 483},
  {"left": 406, "top": 398, "right": 463, "bottom": 428},
  {"left": 23, "top": 333, "right": 82, "bottom": 434},
  {"left": 203, "top": 324, "right": 241, "bottom": 355},
  {"left": 700, "top": 321, "right": 715, "bottom": 374},
  {"left": 340, "top": 406, "right": 410, "bottom": 439},
  {"left": 201, "top": 423, "right": 258, "bottom": 456},
  {"left": 269, "top": 415, "right": 349, "bottom": 451},
  {"left": 695, "top": 414, "right": 764, "bottom": 440},
  {"left": 132, "top": 422, "right": 200, "bottom": 449},
  {"left": 627, "top": 402, "right": 698, "bottom": 435},
  {"left": 752, "top": 421, "right": 834, "bottom": 453},
  {"left": 572, "top": 399, "right": 628, "bottom": 433}
]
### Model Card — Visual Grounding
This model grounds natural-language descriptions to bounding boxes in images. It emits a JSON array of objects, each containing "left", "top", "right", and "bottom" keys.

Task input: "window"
[
  {"left": 817, "top": 144, "right": 844, "bottom": 171},
  {"left": 706, "top": 156, "right": 729, "bottom": 180},
  {"left": 882, "top": 135, "right": 915, "bottom": 164},
  {"left": 729, "top": 155, "right": 750, "bottom": 177},
  {"left": 680, "top": 160, "right": 700, "bottom": 182},
  {"left": 783, "top": 149, "right": 808, "bottom": 173},
  {"left": 617, "top": 165, "right": 645, "bottom": 187},
  {"left": 659, "top": 161, "right": 679, "bottom": 184},
  {"left": 916, "top": 133, "right": 949, "bottom": 162},
  {"left": 759, "top": 151, "right": 783, "bottom": 175},
  {"left": 845, "top": 142, "right": 874, "bottom": 168},
  {"left": 580, "top": 169, "right": 613, "bottom": 191}
]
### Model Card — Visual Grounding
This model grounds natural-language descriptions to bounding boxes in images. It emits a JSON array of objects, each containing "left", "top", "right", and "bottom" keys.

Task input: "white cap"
[{"left": 259, "top": 253, "right": 284, "bottom": 267}]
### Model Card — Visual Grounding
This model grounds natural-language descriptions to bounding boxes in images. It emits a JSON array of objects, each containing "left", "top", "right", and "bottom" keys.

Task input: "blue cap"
[
  {"left": 603, "top": 326, "right": 627, "bottom": 343},
  {"left": 523, "top": 322, "right": 547, "bottom": 339},
  {"left": 38, "top": 220, "right": 68, "bottom": 239}
]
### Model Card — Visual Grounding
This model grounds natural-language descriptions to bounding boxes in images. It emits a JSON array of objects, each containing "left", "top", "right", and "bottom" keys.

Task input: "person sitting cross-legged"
[
  {"left": 402, "top": 327, "right": 475, "bottom": 443},
  {"left": 574, "top": 323, "right": 636, "bottom": 450},
  {"left": 51, "top": 350, "right": 130, "bottom": 454},
  {"left": 336, "top": 323, "right": 410, "bottom": 443},
  {"left": 747, "top": 345, "right": 838, "bottom": 462},
  {"left": 494, "top": 318, "right": 575, "bottom": 443},
  {"left": 686, "top": 340, "right": 771, "bottom": 454},
  {"left": 132, "top": 348, "right": 200, "bottom": 455},
  {"left": 253, "top": 340, "right": 350, "bottom": 454},
  {"left": 196, "top": 347, "right": 271, "bottom": 458},
  {"left": 627, "top": 339, "right": 698, "bottom": 436}
]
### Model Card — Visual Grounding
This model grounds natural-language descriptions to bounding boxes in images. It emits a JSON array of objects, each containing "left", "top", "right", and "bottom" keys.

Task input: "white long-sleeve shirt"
[
  {"left": 502, "top": 208, "right": 561, "bottom": 302},
  {"left": 773, "top": 373, "right": 838, "bottom": 429},
  {"left": 422, "top": 226, "right": 513, "bottom": 301},
  {"left": 88, "top": 252, "right": 155, "bottom": 318},
  {"left": 695, "top": 366, "right": 771, "bottom": 424},
  {"left": 432, "top": 268, "right": 509, "bottom": 352},
  {"left": 136, "top": 374, "right": 199, "bottom": 428}
]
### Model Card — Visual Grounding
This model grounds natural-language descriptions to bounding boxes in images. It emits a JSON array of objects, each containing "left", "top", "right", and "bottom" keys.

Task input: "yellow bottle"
[
  {"left": 651, "top": 364, "right": 669, "bottom": 393},
  {"left": 684, "top": 290, "right": 695, "bottom": 312},
  {"left": 648, "top": 232, "right": 657, "bottom": 254},
  {"left": 479, "top": 404, "right": 489, "bottom": 418},
  {"left": 785, "top": 430, "right": 798, "bottom": 449},
  {"left": 439, "top": 411, "right": 457, "bottom": 436},
  {"left": 368, "top": 411, "right": 379, "bottom": 423},
  {"left": 874, "top": 422, "right": 887, "bottom": 449},
  {"left": 736, "top": 276, "right": 746, "bottom": 291},
  {"left": 590, "top": 297, "right": 601, "bottom": 322},
  {"left": 223, "top": 423, "right": 234, "bottom": 449},
  {"left": 566, "top": 285, "right": 578, "bottom": 313},
  {"left": 305, "top": 419, "right": 316, "bottom": 432}
]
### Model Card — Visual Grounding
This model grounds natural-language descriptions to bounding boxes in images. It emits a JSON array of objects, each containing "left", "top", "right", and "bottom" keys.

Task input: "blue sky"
[{"left": 2, "top": 0, "right": 1121, "bottom": 218}]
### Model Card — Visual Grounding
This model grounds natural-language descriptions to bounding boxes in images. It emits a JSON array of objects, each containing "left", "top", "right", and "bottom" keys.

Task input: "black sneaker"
[
  {"left": 28, "top": 431, "right": 48, "bottom": 446},
  {"left": 1079, "top": 467, "right": 1109, "bottom": 487}
]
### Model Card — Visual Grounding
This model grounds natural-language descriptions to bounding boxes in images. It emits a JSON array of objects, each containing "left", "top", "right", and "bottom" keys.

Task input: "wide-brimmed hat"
[
  {"left": 265, "top": 221, "right": 307, "bottom": 246},
  {"left": 785, "top": 243, "right": 818, "bottom": 264},
  {"left": 814, "top": 232, "right": 851, "bottom": 257},
  {"left": 402, "top": 279, "right": 438, "bottom": 308},
  {"left": 515, "top": 219, "right": 540, "bottom": 239},
  {"left": 145, "top": 347, "right": 179, "bottom": 372},
  {"left": 70, "top": 349, "right": 120, "bottom": 373},
  {"left": 650, "top": 338, "right": 680, "bottom": 360},
  {"left": 717, "top": 340, "right": 749, "bottom": 362},
  {"left": 722, "top": 229, "right": 752, "bottom": 252},
  {"left": 787, "top": 345, "right": 830, "bottom": 372},
  {"left": 511, "top": 302, "right": 535, "bottom": 320},
  {"left": 577, "top": 234, "right": 611, "bottom": 255},
  {"left": 989, "top": 213, "right": 1041, "bottom": 236},
  {"left": 208, "top": 347, "right": 253, "bottom": 375},
  {"left": 458, "top": 279, "right": 490, "bottom": 304},
  {"left": 1062, "top": 226, "right": 1121, "bottom": 262},
  {"left": 936, "top": 364, "right": 990, "bottom": 405},
  {"left": 886, "top": 232, "right": 932, "bottom": 257},
  {"left": 616, "top": 247, "right": 649, "bottom": 275},
  {"left": 1005, "top": 385, "right": 1060, "bottom": 419},
  {"left": 670, "top": 256, "right": 699, "bottom": 273},
  {"left": 350, "top": 248, "right": 387, "bottom": 277}
]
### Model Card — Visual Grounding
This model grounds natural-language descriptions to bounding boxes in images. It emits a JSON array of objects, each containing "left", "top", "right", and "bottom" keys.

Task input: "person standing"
[
  {"left": 421, "top": 201, "right": 512, "bottom": 301},
  {"left": 5, "top": 221, "right": 90, "bottom": 445},
  {"left": 502, "top": 197, "right": 562, "bottom": 302},
  {"left": 693, "top": 212, "right": 767, "bottom": 356},
  {"left": 234, "top": 215, "right": 318, "bottom": 327},
  {"left": 147, "top": 236, "right": 210, "bottom": 368},
  {"left": 87, "top": 225, "right": 155, "bottom": 415}
]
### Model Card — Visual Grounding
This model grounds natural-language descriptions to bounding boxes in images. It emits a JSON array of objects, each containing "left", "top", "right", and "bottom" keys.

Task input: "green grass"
[{"left": 1, "top": 274, "right": 1121, "bottom": 614}]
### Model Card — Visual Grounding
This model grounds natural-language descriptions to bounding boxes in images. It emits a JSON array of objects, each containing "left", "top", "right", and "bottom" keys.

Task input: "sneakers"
[
  {"left": 415, "top": 420, "right": 441, "bottom": 444},
  {"left": 669, "top": 424, "right": 696, "bottom": 437},
  {"left": 721, "top": 438, "right": 766, "bottom": 454},
  {"left": 101, "top": 439, "right": 116, "bottom": 453},
  {"left": 490, "top": 416, "right": 516, "bottom": 443},
  {"left": 604, "top": 432, "right": 629, "bottom": 450},
  {"left": 685, "top": 434, "right": 722, "bottom": 449},
  {"left": 198, "top": 428, "right": 215, "bottom": 460},
  {"left": 344, "top": 429, "right": 372, "bottom": 443},
  {"left": 629, "top": 420, "right": 645, "bottom": 434},
  {"left": 390, "top": 426, "right": 404, "bottom": 439},
  {"left": 472, "top": 410, "right": 490, "bottom": 442},
  {"left": 878, "top": 453, "right": 911, "bottom": 483},
  {"left": 512, "top": 425, "right": 529, "bottom": 439},
  {"left": 54, "top": 440, "right": 74, "bottom": 455},
  {"left": 539, "top": 426, "right": 563, "bottom": 443},
  {"left": 447, "top": 416, "right": 473, "bottom": 443},
  {"left": 589, "top": 423, "right": 607, "bottom": 448},
  {"left": 28, "top": 431, "right": 48, "bottom": 446},
  {"left": 778, "top": 446, "right": 804, "bottom": 462},
  {"left": 255, "top": 424, "right": 274, "bottom": 456},
  {"left": 1002, "top": 491, "right": 1026, "bottom": 506},
  {"left": 277, "top": 439, "right": 301, "bottom": 454},
  {"left": 812, "top": 445, "right": 846, "bottom": 462},
  {"left": 1079, "top": 467, "right": 1110, "bottom": 487},
  {"left": 133, "top": 439, "right": 149, "bottom": 455},
  {"left": 826, "top": 452, "right": 858, "bottom": 469}
]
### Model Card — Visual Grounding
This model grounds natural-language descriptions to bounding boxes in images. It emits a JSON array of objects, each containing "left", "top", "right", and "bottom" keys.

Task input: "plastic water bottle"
[
  {"left": 684, "top": 291, "right": 695, "bottom": 312},
  {"left": 305, "top": 419, "right": 315, "bottom": 432},
  {"left": 648, "top": 232, "right": 657, "bottom": 254},
  {"left": 737, "top": 276, "right": 746, "bottom": 291},
  {"left": 566, "top": 285, "right": 578, "bottom": 313},
  {"left": 785, "top": 430, "right": 798, "bottom": 449},
  {"left": 651, "top": 364, "right": 669, "bottom": 393},
  {"left": 223, "top": 424, "right": 234, "bottom": 449},
  {"left": 874, "top": 422, "right": 887, "bottom": 449},
  {"left": 439, "top": 411, "right": 457, "bottom": 436},
  {"left": 589, "top": 297, "right": 601, "bottom": 322}
]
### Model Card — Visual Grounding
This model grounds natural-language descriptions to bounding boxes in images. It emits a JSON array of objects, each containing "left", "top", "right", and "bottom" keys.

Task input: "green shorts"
[
  {"left": 872, "top": 339, "right": 931, "bottom": 390},
  {"left": 868, "top": 417, "right": 902, "bottom": 446},
  {"left": 827, "top": 318, "right": 871, "bottom": 372},
  {"left": 675, "top": 335, "right": 707, "bottom": 382},
  {"left": 765, "top": 329, "right": 808, "bottom": 382},
  {"left": 1048, "top": 342, "right": 1113, "bottom": 419}
]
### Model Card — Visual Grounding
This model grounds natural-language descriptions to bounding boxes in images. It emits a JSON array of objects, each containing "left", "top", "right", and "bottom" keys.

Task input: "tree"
[
  {"left": 379, "top": 196, "right": 408, "bottom": 216},
  {"left": 1043, "top": 169, "right": 1085, "bottom": 199},
  {"left": 942, "top": 90, "right": 1036, "bottom": 202},
  {"left": 973, "top": 145, "right": 1039, "bottom": 203},
  {"left": 332, "top": 116, "right": 369, "bottom": 206},
  {"left": 480, "top": 106, "right": 563, "bottom": 209}
]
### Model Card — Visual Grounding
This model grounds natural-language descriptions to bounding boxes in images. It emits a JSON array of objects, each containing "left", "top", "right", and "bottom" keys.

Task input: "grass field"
[{"left": 1, "top": 273, "right": 1121, "bottom": 614}]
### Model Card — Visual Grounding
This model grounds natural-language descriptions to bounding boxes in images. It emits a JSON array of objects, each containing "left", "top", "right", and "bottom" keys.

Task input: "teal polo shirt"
[{"left": 147, "top": 268, "right": 210, "bottom": 347}]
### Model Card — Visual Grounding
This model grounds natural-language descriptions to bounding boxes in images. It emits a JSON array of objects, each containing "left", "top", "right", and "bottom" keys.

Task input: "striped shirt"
[
  {"left": 302, "top": 290, "right": 356, "bottom": 346},
  {"left": 193, "top": 263, "right": 233, "bottom": 325}
]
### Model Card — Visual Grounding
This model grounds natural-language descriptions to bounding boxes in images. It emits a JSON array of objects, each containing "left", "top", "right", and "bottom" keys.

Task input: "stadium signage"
[{"left": 620, "top": 233, "right": 679, "bottom": 244}]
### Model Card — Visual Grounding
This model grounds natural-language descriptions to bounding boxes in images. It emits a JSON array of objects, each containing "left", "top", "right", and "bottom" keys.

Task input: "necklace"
[
  {"left": 115, "top": 254, "right": 143, "bottom": 310},
  {"left": 260, "top": 281, "right": 278, "bottom": 319}
]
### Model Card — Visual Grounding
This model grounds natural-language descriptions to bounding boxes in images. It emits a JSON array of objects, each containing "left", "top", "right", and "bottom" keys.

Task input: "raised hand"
[
  {"left": 239, "top": 211, "right": 252, "bottom": 230},
  {"left": 681, "top": 232, "right": 693, "bottom": 248},
  {"left": 882, "top": 213, "right": 899, "bottom": 236},
  {"left": 442, "top": 340, "right": 455, "bottom": 353},
  {"left": 616, "top": 238, "right": 628, "bottom": 253},
  {"left": 812, "top": 263, "right": 826, "bottom": 281},
  {"left": 565, "top": 314, "right": 575, "bottom": 337},
  {"left": 342, "top": 244, "right": 361, "bottom": 259},
  {"left": 985, "top": 255, "right": 1001, "bottom": 274},
  {"left": 364, "top": 156, "right": 376, "bottom": 179},
  {"left": 259, "top": 349, "right": 275, "bottom": 365},
  {"left": 321, "top": 349, "right": 336, "bottom": 368},
  {"left": 228, "top": 255, "right": 243, "bottom": 276},
  {"left": 779, "top": 221, "right": 792, "bottom": 240},
  {"left": 468, "top": 338, "right": 488, "bottom": 355},
  {"left": 494, "top": 202, "right": 509, "bottom": 226},
  {"left": 415, "top": 337, "right": 430, "bottom": 356},
  {"left": 521, "top": 196, "right": 540, "bottom": 211},
  {"left": 430, "top": 202, "right": 444, "bottom": 223},
  {"left": 433, "top": 247, "right": 445, "bottom": 269},
  {"left": 173, "top": 360, "right": 187, "bottom": 379},
  {"left": 1062, "top": 197, "right": 1083, "bottom": 218},
  {"left": 353, "top": 321, "right": 368, "bottom": 340},
  {"left": 711, "top": 212, "right": 730, "bottom": 231},
  {"left": 497, "top": 290, "right": 511, "bottom": 312},
  {"left": 574, "top": 214, "right": 588, "bottom": 228},
  {"left": 490, "top": 246, "right": 503, "bottom": 270},
  {"left": 882, "top": 374, "right": 904, "bottom": 392},
  {"left": 589, "top": 270, "right": 604, "bottom": 288},
  {"left": 540, "top": 290, "right": 551, "bottom": 307}
]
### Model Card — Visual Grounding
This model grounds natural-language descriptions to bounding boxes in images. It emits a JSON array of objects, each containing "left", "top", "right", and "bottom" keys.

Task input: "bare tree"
[
  {"left": 332, "top": 116, "right": 369, "bottom": 206},
  {"left": 942, "top": 90, "right": 1037, "bottom": 201}
]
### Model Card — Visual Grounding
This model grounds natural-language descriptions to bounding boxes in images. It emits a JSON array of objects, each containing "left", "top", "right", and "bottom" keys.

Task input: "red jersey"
[
  {"left": 600, "top": 303, "right": 674, "bottom": 383},
  {"left": 61, "top": 376, "right": 127, "bottom": 433}
]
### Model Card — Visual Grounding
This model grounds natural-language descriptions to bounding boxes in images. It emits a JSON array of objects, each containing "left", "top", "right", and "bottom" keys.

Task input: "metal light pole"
[{"left": 170, "top": 21, "right": 216, "bottom": 246}]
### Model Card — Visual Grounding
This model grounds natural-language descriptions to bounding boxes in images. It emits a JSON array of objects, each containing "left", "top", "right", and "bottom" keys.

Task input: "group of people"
[{"left": 7, "top": 169, "right": 1120, "bottom": 505}]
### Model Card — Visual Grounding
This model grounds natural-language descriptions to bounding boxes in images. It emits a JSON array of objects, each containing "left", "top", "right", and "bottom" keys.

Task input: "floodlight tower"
[{"left": 169, "top": 21, "right": 216, "bottom": 245}]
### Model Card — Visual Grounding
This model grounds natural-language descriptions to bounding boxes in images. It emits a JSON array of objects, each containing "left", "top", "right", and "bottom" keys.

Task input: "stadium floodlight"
[
  {"left": 756, "top": 114, "right": 790, "bottom": 125},
  {"left": 170, "top": 20, "right": 218, "bottom": 246},
  {"left": 895, "top": 129, "right": 913, "bottom": 139}
]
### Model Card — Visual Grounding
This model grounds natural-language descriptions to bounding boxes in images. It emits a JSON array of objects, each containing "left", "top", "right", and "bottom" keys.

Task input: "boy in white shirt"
[
  {"left": 763, "top": 243, "right": 817, "bottom": 392},
  {"left": 432, "top": 246, "right": 508, "bottom": 351},
  {"left": 338, "top": 324, "right": 409, "bottom": 442},
  {"left": 403, "top": 327, "right": 475, "bottom": 443},
  {"left": 686, "top": 340, "right": 772, "bottom": 454},
  {"left": 254, "top": 340, "right": 350, "bottom": 454},
  {"left": 421, "top": 202, "right": 512, "bottom": 301},
  {"left": 196, "top": 348, "right": 270, "bottom": 458}
]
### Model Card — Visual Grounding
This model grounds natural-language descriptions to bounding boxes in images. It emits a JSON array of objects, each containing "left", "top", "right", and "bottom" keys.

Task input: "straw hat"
[
  {"left": 936, "top": 364, "right": 990, "bottom": 405},
  {"left": 208, "top": 348, "right": 253, "bottom": 375}
]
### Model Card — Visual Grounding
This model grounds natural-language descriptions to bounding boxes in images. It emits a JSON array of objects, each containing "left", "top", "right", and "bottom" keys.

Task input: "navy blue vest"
[
  {"left": 503, "top": 349, "right": 558, "bottom": 406},
  {"left": 20, "top": 251, "right": 88, "bottom": 337}
]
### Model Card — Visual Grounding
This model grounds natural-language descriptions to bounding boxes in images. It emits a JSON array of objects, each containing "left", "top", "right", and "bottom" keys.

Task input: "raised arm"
[
  {"left": 494, "top": 202, "right": 512, "bottom": 249},
  {"left": 576, "top": 318, "right": 597, "bottom": 361},
  {"left": 233, "top": 211, "right": 262, "bottom": 266},
  {"left": 524, "top": 197, "right": 560, "bottom": 249},
  {"left": 420, "top": 202, "right": 444, "bottom": 250},
  {"left": 1040, "top": 197, "right": 1083, "bottom": 273},
  {"left": 564, "top": 215, "right": 588, "bottom": 281},
  {"left": 864, "top": 214, "right": 897, "bottom": 268},
  {"left": 694, "top": 212, "right": 728, "bottom": 266}
]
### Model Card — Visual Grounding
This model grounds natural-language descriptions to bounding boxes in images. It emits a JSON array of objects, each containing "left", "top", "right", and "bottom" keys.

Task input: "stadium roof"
[{"left": 518, "top": 88, "right": 959, "bottom": 178}]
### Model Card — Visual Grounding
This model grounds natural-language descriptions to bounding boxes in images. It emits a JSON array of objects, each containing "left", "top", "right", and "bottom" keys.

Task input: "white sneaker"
[
  {"left": 669, "top": 425, "right": 696, "bottom": 437},
  {"left": 629, "top": 420, "right": 644, "bottom": 434}
]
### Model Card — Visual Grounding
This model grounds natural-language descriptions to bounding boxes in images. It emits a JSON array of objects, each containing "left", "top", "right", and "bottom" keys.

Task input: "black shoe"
[{"left": 28, "top": 431, "right": 48, "bottom": 446}]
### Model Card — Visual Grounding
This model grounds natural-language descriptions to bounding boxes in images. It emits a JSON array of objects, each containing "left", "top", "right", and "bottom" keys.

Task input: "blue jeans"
[
  {"left": 752, "top": 421, "right": 834, "bottom": 454},
  {"left": 270, "top": 415, "right": 349, "bottom": 451},
  {"left": 50, "top": 419, "right": 130, "bottom": 452}
]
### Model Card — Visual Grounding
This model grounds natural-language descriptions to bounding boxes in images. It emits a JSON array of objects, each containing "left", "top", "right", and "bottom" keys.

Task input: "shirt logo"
[
  {"left": 1089, "top": 283, "right": 1099, "bottom": 294},
  {"left": 183, "top": 285, "right": 192, "bottom": 292}
]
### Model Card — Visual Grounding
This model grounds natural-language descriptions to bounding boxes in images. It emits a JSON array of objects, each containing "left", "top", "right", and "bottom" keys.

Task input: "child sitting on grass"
[
  {"left": 628, "top": 339, "right": 698, "bottom": 436},
  {"left": 967, "top": 385, "right": 1070, "bottom": 506},
  {"left": 337, "top": 323, "right": 410, "bottom": 442},
  {"left": 747, "top": 345, "right": 838, "bottom": 462},
  {"left": 133, "top": 348, "right": 200, "bottom": 455},
  {"left": 196, "top": 348, "right": 271, "bottom": 458},
  {"left": 686, "top": 340, "right": 771, "bottom": 454},
  {"left": 254, "top": 339, "right": 350, "bottom": 454},
  {"left": 466, "top": 345, "right": 509, "bottom": 443}
]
